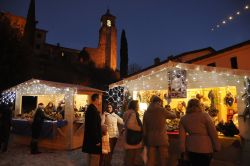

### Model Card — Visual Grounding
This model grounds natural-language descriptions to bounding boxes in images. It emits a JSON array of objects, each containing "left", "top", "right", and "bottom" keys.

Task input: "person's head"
[
  {"left": 91, "top": 93, "right": 100, "bottom": 106},
  {"left": 151, "top": 95, "right": 162, "bottom": 106},
  {"left": 128, "top": 100, "right": 139, "bottom": 112},
  {"left": 106, "top": 103, "right": 113, "bottom": 113},
  {"left": 46, "top": 102, "right": 53, "bottom": 108},
  {"left": 38, "top": 103, "right": 44, "bottom": 109},
  {"left": 196, "top": 94, "right": 203, "bottom": 101},
  {"left": 186, "top": 98, "right": 202, "bottom": 114},
  {"left": 177, "top": 101, "right": 184, "bottom": 110}
]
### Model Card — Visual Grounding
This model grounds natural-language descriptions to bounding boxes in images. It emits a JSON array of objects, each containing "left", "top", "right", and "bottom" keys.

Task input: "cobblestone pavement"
[
  {"left": 0, "top": 135, "right": 123, "bottom": 166},
  {"left": 0, "top": 134, "right": 241, "bottom": 166}
]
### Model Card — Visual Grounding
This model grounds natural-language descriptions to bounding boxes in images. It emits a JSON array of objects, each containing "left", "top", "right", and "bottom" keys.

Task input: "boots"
[{"left": 30, "top": 139, "right": 41, "bottom": 154}]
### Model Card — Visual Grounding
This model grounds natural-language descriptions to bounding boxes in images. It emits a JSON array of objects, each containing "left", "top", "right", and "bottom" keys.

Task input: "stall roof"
[
  {"left": 110, "top": 61, "right": 250, "bottom": 88},
  {"left": 3, "top": 79, "right": 103, "bottom": 93}
]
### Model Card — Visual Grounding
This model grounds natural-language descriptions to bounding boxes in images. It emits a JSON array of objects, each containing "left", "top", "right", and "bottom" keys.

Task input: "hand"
[
  {"left": 96, "top": 143, "right": 101, "bottom": 146},
  {"left": 121, "top": 128, "right": 125, "bottom": 134}
]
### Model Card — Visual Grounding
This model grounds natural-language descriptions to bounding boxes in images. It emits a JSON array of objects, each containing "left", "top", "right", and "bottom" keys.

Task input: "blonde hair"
[{"left": 186, "top": 98, "right": 202, "bottom": 114}]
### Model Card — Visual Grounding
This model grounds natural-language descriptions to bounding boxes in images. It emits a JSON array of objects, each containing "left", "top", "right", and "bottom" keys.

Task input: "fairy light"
[
  {"left": 211, "top": 4, "right": 249, "bottom": 31},
  {"left": 0, "top": 79, "right": 80, "bottom": 107}
]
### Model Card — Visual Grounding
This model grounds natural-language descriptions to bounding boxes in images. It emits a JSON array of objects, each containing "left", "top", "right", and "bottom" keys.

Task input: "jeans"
[{"left": 188, "top": 151, "right": 212, "bottom": 166}]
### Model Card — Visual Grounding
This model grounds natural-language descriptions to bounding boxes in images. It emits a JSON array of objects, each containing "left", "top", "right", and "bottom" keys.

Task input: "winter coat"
[
  {"left": 0, "top": 104, "right": 12, "bottom": 140},
  {"left": 82, "top": 104, "right": 102, "bottom": 154},
  {"left": 179, "top": 111, "right": 221, "bottom": 153},
  {"left": 143, "top": 103, "right": 176, "bottom": 146},
  {"left": 31, "top": 108, "right": 53, "bottom": 139},
  {"left": 103, "top": 112, "right": 124, "bottom": 138},
  {"left": 122, "top": 109, "right": 143, "bottom": 150}
]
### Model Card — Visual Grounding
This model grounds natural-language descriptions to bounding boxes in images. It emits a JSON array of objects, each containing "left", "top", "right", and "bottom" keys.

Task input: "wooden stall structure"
[
  {"left": 2, "top": 79, "right": 103, "bottom": 150},
  {"left": 109, "top": 61, "right": 250, "bottom": 165},
  {"left": 110, "top": 61, "right": 250, "bottom": 134}
]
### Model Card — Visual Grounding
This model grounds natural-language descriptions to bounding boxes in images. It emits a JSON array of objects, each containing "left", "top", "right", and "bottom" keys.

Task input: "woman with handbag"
[
  {"left": 123, "top": 100, "right": 144, "bottom": 166},
  {"left": 179, "top": 98, "right": 221, "bottom": 166}
]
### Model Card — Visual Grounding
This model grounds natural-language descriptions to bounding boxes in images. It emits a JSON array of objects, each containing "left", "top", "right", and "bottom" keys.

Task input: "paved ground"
[
  {"left": 0, "top": 134, "right": 241, "bottom": 166},
  {"left": 0, "top": 135, "right": 124, "bottom": 166}
]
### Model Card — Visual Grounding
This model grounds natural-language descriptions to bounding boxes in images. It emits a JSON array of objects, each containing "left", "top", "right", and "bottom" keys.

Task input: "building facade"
[
  {"left": 1, "top": 2, "right": 117, "bottom": 71},
  {"left": 84, "top": 10, "right": 117, "bottom": 70},
  {"left": 171, "top": 40, "right": 250, "bottom": 71}
]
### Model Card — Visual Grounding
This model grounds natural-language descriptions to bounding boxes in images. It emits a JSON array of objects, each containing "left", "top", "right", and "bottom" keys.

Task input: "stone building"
[
  {"left": 1, "top": 0, "right": 118, "bottom": 71},
  {"left": 84, "top": 9, "right": 117, "bottom": 70}
]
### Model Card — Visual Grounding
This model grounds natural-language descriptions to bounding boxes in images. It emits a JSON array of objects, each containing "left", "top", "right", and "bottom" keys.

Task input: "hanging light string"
[
  {"left": 211, "top": 4, "right": 249, "bottom": 31},
  {"left": 0, "top": 79, "right": 76, "bottom": 105}
]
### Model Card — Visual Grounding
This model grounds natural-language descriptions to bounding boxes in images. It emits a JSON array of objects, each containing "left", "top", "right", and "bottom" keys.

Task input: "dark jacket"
[
  {"left": 0, "top": 104, "right": 12, "bottom": 140},
  {"left": 32, "top": 108, "right": 53, "bottom": 139},
  {"left": 82, "top": 104, "right": 102, "bottom": 154}
]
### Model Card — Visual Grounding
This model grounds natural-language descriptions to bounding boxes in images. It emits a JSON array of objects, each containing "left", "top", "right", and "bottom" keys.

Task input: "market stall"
[
  {"left": 1, "top": 79, "right": 103, "bottom": 150},
  {"left": 109, "top": 61, "right": 250, "bottom": 137}
]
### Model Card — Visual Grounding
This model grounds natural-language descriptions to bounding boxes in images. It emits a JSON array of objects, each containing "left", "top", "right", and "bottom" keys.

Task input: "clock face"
[{"left": 107, "top": 20, "right": 111, "bottom": 27}]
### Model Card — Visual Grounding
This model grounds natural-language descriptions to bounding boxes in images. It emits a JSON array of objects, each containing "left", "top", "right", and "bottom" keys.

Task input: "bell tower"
[{"left": 98, "top": 9, "right": 117, "bottom": 70}]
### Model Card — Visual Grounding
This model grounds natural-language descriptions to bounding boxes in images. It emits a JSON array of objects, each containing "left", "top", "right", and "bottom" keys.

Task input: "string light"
[
  {"left": 0, "top": 79, "right": 84, "bottom": 108},
  {"left": 211, "top": 3, "right": 249, "bottom": 31}
]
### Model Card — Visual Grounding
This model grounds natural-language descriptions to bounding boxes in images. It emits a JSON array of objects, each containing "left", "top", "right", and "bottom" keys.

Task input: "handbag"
[
  {"left": 126, "top": 128, "right": 143, "bottom": 145},
  {"left": 177, "top": 153, "right": 191, "bottom": 166},
  {"left": 125, "top": 112, "right": 143, "bottom": 145}
]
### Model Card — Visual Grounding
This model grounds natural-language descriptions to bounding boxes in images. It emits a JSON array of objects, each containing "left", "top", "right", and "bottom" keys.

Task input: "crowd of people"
[
  {"left": 82, "top": 94, "right": 221, "bottom": 166},
  {"left": 0, "top": 93, "right": 222, "bottom": 165}
]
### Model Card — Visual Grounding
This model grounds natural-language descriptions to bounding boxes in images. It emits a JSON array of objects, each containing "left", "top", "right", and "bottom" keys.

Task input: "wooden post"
[
  {"left": 65, "top": 90, "right": 74, "bottom": 149},
  {"left": 15, "top": 91, "right": 22, "bottom": 116}
]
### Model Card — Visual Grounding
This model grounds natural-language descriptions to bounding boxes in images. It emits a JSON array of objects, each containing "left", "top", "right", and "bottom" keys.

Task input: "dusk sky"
[{"left": 1, "top": 0, "right": 250, "bottom": 68}]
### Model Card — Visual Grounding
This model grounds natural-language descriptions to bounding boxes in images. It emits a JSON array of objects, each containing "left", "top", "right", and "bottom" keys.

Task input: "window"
[
  {"left": 207, "top": 62, "right": 216, "bottom": 67},
  {"left": 22, "top": 96, "right": 37, "bottom": 113},
  {"left": 231, "top": 57, "right": 238, "bottom": 69}
]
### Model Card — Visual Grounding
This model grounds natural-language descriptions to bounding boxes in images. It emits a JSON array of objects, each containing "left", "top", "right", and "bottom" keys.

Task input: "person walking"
[
  {"left": 123, "top": 100, "right": 144, "bottom": 166},
  {"left": 82, "top": 94, "right": 102, "bottom": 166},
  {"left": 143, "top": 96, "right": 176, "bottom": 166},
  {"left": 179, "top": 98, "right": 221, "bottom": 166},
  {"left": 0, "top": 103, "right": 13, "bottom": 152},
  {"left": 30, "top": 103, "right": 54, "bottom": 154},
  {"left": 102, "top": 103, "right": 124, "bottom": 165}
]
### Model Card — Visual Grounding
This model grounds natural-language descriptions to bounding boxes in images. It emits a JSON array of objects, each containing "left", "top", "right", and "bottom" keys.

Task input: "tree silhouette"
[{"left": 120, "top": 29, "right": 128, "bottom": 79}]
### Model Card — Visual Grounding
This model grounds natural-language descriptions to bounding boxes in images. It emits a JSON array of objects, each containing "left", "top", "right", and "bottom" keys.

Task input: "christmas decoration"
[{"left": 242, "top": 78, "right": 250, "bottom": 121}]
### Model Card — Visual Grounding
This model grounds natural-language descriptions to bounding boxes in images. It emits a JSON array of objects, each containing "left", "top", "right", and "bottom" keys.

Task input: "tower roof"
[{"left": 101, "top": 9, "right": 116, "bottom": 21}]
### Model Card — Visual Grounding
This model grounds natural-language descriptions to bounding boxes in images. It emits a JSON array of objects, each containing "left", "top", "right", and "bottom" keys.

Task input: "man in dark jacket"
[
  {"left": 82, "top": 93, "right": 102, "bottom": 166},
  {"left": 0, "top": 103, "right": 13, "bottom": 152},
  {"left": 30, "top": 103, "right": 53, "bottom": 154}
]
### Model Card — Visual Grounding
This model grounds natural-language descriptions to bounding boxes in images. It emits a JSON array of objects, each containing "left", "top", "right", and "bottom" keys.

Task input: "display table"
[
  {"left": 12, "top": 119, "right": 68, "bottom": 138},
  {"left": 12, "top": 119, "right": 70, "bottom": 150}
]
